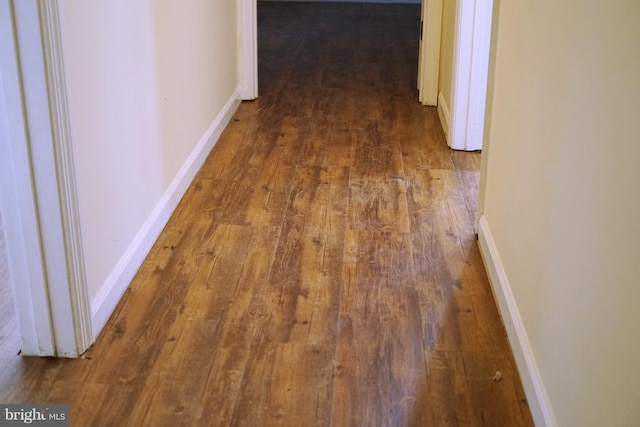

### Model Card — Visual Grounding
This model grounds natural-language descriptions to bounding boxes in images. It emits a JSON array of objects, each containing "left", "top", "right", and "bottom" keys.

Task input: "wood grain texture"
[
  {"left": 0, "top": 3, "right": 533, "bottom": 426},
  {"left": 334, "top": 230, "right": 425, "bottom": 426},
  {"left": 262, "top": 165, "right": 349, "bottom": 344}
]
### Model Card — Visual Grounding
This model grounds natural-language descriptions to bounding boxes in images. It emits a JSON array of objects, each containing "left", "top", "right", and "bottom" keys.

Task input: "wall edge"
[
  {"left": 477, "top": 215, "right": 558, "bottom": 427},
  {"left": 90, "top": 89, "right": 241, "bottom": 339}
]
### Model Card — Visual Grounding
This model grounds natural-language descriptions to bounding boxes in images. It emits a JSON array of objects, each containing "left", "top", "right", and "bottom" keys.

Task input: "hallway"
[{"left": 0, "top": 3, "right": 533, "bottom": 426}]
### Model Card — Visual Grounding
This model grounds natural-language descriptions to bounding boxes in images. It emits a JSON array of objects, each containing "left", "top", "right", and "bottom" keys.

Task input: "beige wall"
[
  {"left": 480, "top": 0, "right": 640, "bottom": 425},
  {"left": 437, "top": 0, "right": 456, "bottom": 119},
  {"left": 58, "top": 1, "right": 239, "bottom": 303}
]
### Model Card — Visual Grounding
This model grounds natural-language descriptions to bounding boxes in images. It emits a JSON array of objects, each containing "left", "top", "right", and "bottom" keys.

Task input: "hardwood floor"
[{"left": 0, "top": 3, "right": 534, "bottom": 426}]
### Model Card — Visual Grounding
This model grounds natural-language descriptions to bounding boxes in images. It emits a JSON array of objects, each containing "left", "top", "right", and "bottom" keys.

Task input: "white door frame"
[
  {"left": 237, "top": 0, "right": 258, "bottom": 100},
  {"left": 0, "top": 0, "right": 92, "bottom": 357},
  {"left": 447, "top": 0, "right": 493, "bottom": 151}
]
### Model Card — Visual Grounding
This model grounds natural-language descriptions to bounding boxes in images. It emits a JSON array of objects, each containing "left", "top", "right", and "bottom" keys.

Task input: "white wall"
[
  {"left": 479, "top": 0, "right": 640, "bottom": 426},
  {"left": 57, "top": 1, "right": 240, "bottom": 335}
]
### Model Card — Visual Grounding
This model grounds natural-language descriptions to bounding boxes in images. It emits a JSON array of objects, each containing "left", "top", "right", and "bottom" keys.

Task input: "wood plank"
[
  {"left": 352, "top": 120, "right": 405, "bottom": 181},
  {"left": 310, "top": 90, "right": 357, "bottom": 126},
  {"left": 406, "top": 168, "right": 497, "bottom": 352},
  {"left": 231, "top": 343, "right": 335, "bottom": 426},
  {"left": 425, "top": 351, "right": 478, "bottom": 426},
  {"left": 333, "top": 230, "right": 425, "bottom": 426},
  {"left": 462, "top": 350, "right": 536, "bottom": 427},
  {"left": 348, "top": 177, "right": 411, "bottom": 233},
  {"left": 79, "top": 212, "right": 216, "bottom": 385},
  {"left": 451, "top": 150, "right": 482, "bottom": 225},
  {"left": 260, "top": 165, "right": 349, "bottom": 344},
  {"left": 126, "top": 225, "right": 280, "bottom": 426},
  {"left": 2, "top": 357, "right": 63, "bottom": 403},
  {"left": 197, "top": 102, "right": 258, "bottom": 180},
  {"left": 349, "top": 120, "right": 411, "bottom": 232},
  {"left": 400, "top": 117, "right": 457, "bottom": 172},
  {"left": 168, "top": 168, "right": 295, "bottom": 229},
  {"left": 244, "top": 115, "right": 306, "bottom": 170},
  {"left": 46, "top": 381, "right": 142, "bottom": 426},
  {"left": 300, "top": 116, "right": 355, "bottom": 167}
]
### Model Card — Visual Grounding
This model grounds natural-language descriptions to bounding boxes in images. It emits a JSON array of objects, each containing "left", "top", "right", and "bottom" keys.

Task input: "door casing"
[
  {"left": 0, "top": 0, "right": 92, "bottom": 357},
  {"left": 447, "top": 0, "right": 493, "bottom": 151},
  {"left": 238, "top": 0, "right": 258, "bottom": 100}
]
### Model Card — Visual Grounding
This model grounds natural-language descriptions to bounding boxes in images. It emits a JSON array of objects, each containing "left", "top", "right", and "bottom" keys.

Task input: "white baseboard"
[
  {"left": 477, "top": 215, "right": 557, "bottom": 427},
  {"left": 437, "top": 91, "right": 450, "bottom": 140},
  {"left": 90, "top": 90, "right": 241, "bottom": 338}
]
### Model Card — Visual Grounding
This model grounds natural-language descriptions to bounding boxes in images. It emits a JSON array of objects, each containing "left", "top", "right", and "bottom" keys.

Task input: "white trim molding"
[
  {"left": 477, "top": 215, "right": 558, "bottom": 427},
  {"left": 0, "top": 0, "right": 56, "bottom": 356},
  {"left": 91, "top": 90, "right": 241, "bottom": 337},
  {"left": 448, "top": 0, "right": 492, "bottom": 151},
  {"left": 38, "top": 0, "right": 93, "bottom": 357},
  {"left": 238, "top": 0, "right": 258, "bottom": 100},
  {"left": 1, "top": 0, "right": 92, "bottom": 357}
]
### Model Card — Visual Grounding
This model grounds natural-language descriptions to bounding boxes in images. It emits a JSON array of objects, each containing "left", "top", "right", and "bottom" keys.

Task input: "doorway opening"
[{"left": 256, "top": 1, "right": 423, "bottom": 108}]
